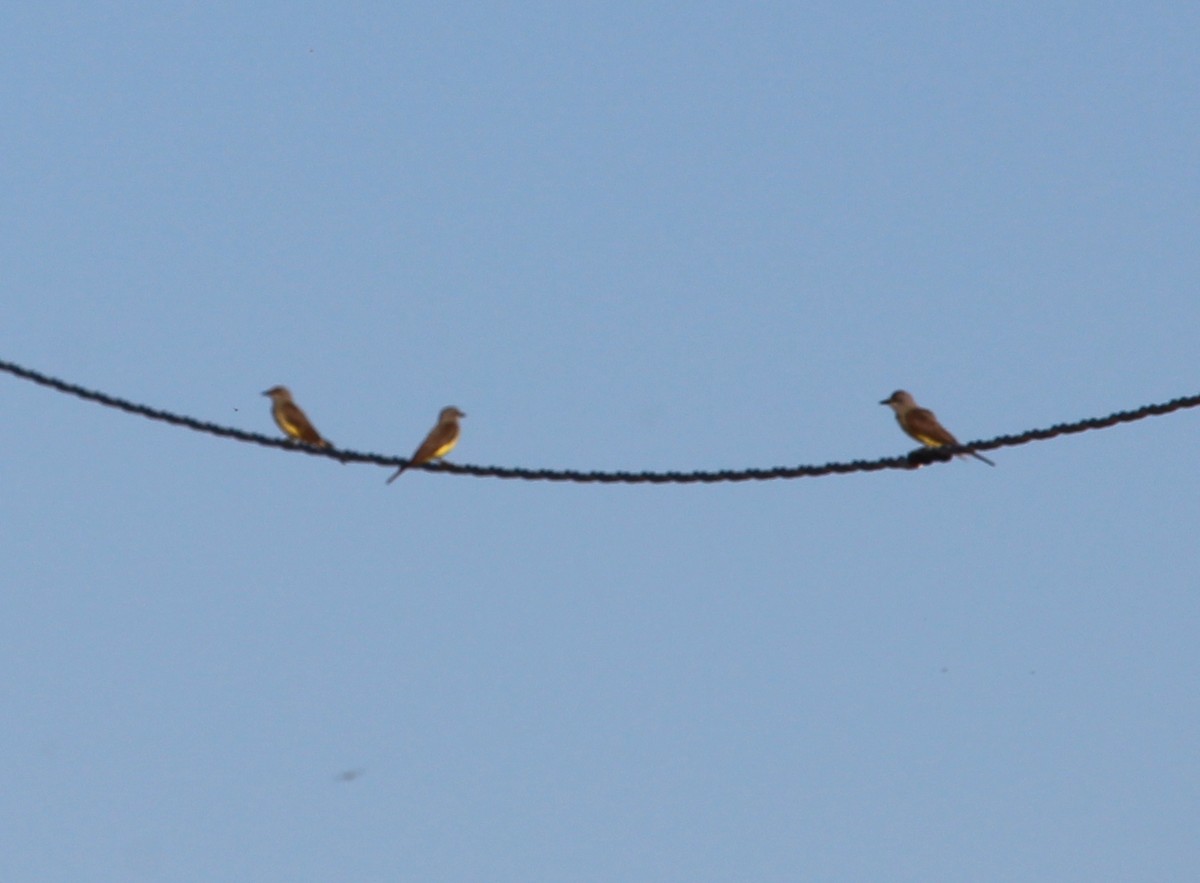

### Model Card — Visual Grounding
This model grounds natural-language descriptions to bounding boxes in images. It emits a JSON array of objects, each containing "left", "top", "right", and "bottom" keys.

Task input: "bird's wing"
[
  {"left": 280, "top": 401, "right": 325, "bottom": 446},
  {"left": 411, "top": 421, "right": 460, "bottom": 466},
  {"left": 904, "top": 407, "right": 957, "bottom": 448}
]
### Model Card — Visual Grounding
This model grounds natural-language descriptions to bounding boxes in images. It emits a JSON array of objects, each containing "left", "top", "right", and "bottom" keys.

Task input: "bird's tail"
[
  {"left": 968, "top": 450, "right": 996, "bottom": 467},
  {"left": 385, "top": 464, "right": 408, "bottom": 484}
]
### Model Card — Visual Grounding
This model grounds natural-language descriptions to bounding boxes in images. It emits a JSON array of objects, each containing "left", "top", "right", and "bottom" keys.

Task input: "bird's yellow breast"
[
  {"left": 278, "top": 417, "right": 303, "bottom": 438},
  {"left": 431, "top": 437, "right": 458, "bottom": 459},
  {"left": 914, "top": 433, "right": 945, "bottom": 448}
]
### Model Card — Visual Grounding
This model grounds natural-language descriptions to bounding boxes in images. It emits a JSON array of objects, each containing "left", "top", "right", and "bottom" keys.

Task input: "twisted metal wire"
[{"left": 3, "top": 357, "right": 1196, "bottom": 482}]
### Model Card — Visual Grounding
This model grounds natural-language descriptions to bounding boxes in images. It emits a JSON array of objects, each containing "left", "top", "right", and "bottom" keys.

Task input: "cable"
[{"left": 2, "top": 357, "right": 1196, "bottom": 483}]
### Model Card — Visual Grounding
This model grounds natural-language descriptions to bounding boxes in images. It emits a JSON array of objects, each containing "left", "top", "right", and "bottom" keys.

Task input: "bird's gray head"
[
  {"left": 880, "top": 389, "right": 915, "bottom": 414},
  {"left": 263, "top": 386, "right": 291, "bottom": 401},
  {"left": 439, "top": 406, "right": 465, "bottom": 422}
]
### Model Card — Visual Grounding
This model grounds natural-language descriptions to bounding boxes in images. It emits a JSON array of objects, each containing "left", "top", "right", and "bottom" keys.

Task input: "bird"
[
  {"left": 880, "top": 390, "right": 994, "bottom": 466},
  {"left": 387, "top": 406, "right": 465, "bottom": 483},
  {"left": 262, "top": 386, "right": 332, "bottom": 448}
]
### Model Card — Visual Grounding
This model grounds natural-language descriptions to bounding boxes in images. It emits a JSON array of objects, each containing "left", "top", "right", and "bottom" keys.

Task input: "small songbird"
[
  {"left": 387, "top": 406, "right": 465, "bottom": 483},
  {"left": 263, "top": 386, "right": 332, "bottom": 448},
  {"left": 880, "top": 390, "right": 994, "bottom": 466}
]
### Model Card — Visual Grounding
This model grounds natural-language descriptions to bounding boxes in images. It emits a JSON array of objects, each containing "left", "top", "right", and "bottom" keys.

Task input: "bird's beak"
[
  {"left": 261, "top": 390, "right": 271, "bottom": 396},
  {"left": 879, "top": 398, "right": 890, "bottom": 406}
]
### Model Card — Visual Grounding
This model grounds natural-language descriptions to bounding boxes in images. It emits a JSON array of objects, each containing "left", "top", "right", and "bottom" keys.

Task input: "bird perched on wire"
[
  {"left": 262, "top": 386, "right": 332, "bottom": 449},
  {"left": 387, "top": 406, "right": 465, "bottom": 483},
  {"left": 880, "top": 390, "right": 994, "bottom": 466}
]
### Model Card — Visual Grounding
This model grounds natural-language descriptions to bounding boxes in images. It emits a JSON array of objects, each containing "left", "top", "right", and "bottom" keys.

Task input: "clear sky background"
[{"left": 3, "top": 4, "right": 1198, "bottom": 881}]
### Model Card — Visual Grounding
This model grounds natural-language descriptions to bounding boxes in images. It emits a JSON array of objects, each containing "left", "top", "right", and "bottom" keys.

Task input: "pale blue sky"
[{"left": 3, "top": 4, "right": 1198, "bottom": 881}]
